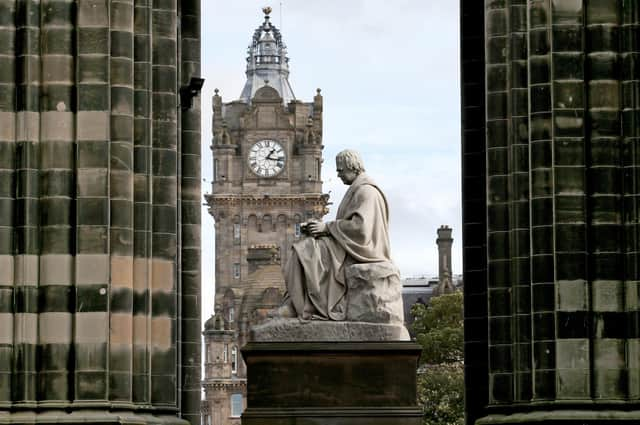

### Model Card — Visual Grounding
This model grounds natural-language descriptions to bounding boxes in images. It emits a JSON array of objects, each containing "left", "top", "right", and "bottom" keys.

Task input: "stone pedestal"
[
  {"left": 250, "top": 319, "right": 410, "bottom": 341},
  {"left": 240, "top": 342, "right": 422, "bottom": 425}
]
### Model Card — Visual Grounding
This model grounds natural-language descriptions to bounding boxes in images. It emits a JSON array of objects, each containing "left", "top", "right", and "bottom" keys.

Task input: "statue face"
[{"left": 336, "top": 159, "right": 358, "bottom": 185}]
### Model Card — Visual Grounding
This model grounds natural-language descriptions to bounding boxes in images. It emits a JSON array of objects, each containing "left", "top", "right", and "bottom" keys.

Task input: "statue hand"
[{"left": 307, "top": 221, "right": 327, "bottom": 236}]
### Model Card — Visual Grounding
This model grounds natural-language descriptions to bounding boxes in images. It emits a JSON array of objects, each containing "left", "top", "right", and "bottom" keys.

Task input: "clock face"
[{"left": 248, "top": 140, "right": 286, "bottom": 177}]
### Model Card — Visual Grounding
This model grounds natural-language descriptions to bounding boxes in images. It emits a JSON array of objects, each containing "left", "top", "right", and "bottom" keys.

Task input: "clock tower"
[{"left": 202, "top": 8, "right": 328, "bottom": 425}]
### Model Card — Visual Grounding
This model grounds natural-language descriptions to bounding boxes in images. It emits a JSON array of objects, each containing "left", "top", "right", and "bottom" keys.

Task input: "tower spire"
[{"left": 239, "top": 7, "right": 296, "bottom": 104}]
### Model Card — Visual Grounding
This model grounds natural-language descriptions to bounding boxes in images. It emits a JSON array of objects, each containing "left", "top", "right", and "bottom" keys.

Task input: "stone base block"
[
  {"left": 0, "top": 410, "right": 189, "bottom": 425},
  {"left": 250, "top": 318, "right": 410, "bottom": 341},
  {"left": 476, "top": 410, "right": 640, "bottom": 425},
  {"left": 241, "top": 341, "right": 422, "bottom": 425}
]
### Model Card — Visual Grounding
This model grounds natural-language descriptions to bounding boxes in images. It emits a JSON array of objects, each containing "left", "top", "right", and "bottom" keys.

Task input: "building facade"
[
  {"left": 202, "top": 8, "right": 328, "bottom": 425},
  {"left": 0, "top": 1, "right": 201, "bottom": 424},
  {"left": 462, "top": 1, "right": 640, "bottom": 424}
]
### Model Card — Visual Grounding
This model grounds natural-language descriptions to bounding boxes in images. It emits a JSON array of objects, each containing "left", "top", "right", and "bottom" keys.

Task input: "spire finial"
[{"left": 262, "top": 6, "right": 272, "bottom": 16}]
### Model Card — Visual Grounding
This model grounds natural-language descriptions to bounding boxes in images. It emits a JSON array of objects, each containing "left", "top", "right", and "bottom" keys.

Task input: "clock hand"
[{"left": 266, "top": 150, "right": 281, "bottom": 160}]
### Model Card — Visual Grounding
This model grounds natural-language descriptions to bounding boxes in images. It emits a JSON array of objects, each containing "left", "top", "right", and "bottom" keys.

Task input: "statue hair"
[{"left": 336, "top": 149, "right": 365, "bottom": 174}]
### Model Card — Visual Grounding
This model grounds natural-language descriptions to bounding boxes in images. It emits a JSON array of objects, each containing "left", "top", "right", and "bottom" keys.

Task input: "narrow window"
[
  {"left": 233, "top": 263, "right": 240, "bottom": 279},
  {"left": 233, "top": 223, "right": 241, "bottom": 241},
  {"left": 295, "top": 223, "right": 301, "bottom": 238},
  {"left": 230, "top": 393, "right": 243, "bottom": 417},
  {"left": 223, "top": 344, "right": 228, "bottom": 363},
  {"left": 228, "top": 306, "right": 234, "bottom": 323},
  {"left": 231, "top": 346, "right": 238, "bottom": 374}
]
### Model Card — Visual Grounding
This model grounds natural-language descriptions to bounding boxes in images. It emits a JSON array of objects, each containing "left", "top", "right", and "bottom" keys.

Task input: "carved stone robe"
[{"left": 283, "top": 173, "right": 392, "bottom": 320}]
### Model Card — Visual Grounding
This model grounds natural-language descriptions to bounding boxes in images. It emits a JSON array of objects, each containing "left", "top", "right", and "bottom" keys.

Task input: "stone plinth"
[
  {"left": 241, "top": 342, "right": 422, "bottom": 425},
  {"left": 250, "top": 318, "right": 410, "bottom": 341}
]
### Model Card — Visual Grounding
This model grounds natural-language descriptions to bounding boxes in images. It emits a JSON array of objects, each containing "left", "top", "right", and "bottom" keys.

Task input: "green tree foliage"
[
  {"left": 411, "top": 291, "right": 463, "bottom": 364},
  {"left": 411, "top": 291, "right": 464, "bottom": 425},
  {"left": 417, "top": 362, "right": 464, "bottom": 425}
]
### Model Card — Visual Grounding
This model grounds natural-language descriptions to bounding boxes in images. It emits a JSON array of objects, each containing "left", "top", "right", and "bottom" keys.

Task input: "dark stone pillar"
[
  {"left": 241, "top": 342, "right": 422, "bottom": 425},
  {"left": 461, "top": 0, "right": 640, "bottom": 424},
  {"left": 0, "top": 0, "right": 201, "bottom": 423}
]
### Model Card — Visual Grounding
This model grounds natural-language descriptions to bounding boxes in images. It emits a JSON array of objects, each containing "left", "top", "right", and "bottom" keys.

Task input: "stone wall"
[
  {"left": 0, "top": 1, "right": 201, "bottom": 423},
  {"left": 462, "top": 1, "right": 640, "bottom": 424}
]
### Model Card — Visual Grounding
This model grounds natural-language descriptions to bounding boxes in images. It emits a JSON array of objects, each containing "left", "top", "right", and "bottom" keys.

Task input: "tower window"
[
  {"left": 230, "top": 393, "right": 243, "bottom": 417},
  {"left": 233, "top": 263, "right": 240, "bottom": 279},
  {"left": 223, "top": 344, "right": 228, "bottom": 363},
  {"left": 228, "top": 306, "right": 234, "bottom": 323},
  {"left": 295, "top": 223, "right": 301, "bottom": 238},
  {"left": 233, "top": 223, "right": 241, "bottom": 241},
  {"left": 231, "top": 346, "right": 238, "bottom": 374}
]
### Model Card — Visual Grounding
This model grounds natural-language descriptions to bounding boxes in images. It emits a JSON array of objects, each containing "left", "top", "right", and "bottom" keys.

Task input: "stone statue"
[{"left": 258, "top": 150, "right": 407, "bottom": 340}]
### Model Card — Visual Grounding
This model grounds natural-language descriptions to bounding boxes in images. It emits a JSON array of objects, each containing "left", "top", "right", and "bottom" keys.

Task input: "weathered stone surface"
[
  {"left": 0, "top": 411, "right": 190, "bottom": 424},
  {"left": 242, "top": 341, "right": 422, "bottom": 425},
  {"left": 345, "top": 261, "right": 404, "bottom": 324},
  {"left": 0, "top": 0, "right": 201, "bottom": 423},
  {"left": 461, "top": 1, "right": 640, "bottom": 424},
  {"left": 250, "top": 318, "right": 410, "bottom": 341}
]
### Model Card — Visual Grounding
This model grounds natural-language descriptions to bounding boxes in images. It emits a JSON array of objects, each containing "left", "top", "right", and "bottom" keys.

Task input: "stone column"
[
  {"left": 461, "top": 1, "right": 640, "bottom": 424},
  {"left": 0, "top": 1, "right": 201, "bottom": 423},
  {"left": 180, "top": 0, "right": 203, "bottom": 423}
]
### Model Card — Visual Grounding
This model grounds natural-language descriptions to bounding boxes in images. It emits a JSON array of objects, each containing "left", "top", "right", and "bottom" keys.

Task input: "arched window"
[
  {"left": 223, "top": 344, "right": 228, "bottom": 363},
  {"left": 231, "top": 346, "right": 238, "bottom": 374},
  {"left": 262, "top": 214, "right": 272, "bottom": 232}
]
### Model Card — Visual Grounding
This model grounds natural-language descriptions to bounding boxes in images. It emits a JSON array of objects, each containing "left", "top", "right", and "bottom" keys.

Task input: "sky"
[{"left": 200, "top": 1, "right": 461, "bottom": 322}]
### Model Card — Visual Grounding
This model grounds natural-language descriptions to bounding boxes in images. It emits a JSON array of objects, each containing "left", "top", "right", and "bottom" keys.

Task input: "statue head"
[{"left": 335, "top": 149, "right": 365, "bottom": 185}]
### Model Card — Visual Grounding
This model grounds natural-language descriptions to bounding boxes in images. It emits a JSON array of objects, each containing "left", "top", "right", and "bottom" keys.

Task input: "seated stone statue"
[{"left": 273, "top": 149, "right": 404, "bottom": 326}]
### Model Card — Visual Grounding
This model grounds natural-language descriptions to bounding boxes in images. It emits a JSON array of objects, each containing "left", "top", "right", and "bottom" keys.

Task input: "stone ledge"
[
  {"left": 249, "top": 318, "right": 410, "bottom": 341},
  {"left": 0, "top": 411, "right": 188, "bottom": 425},
  {"left": 476, "top": 410, "right": 640, "bottom": 424}
]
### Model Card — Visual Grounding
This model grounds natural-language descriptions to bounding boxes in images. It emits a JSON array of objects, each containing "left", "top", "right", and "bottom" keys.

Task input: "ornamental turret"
[{"left": 239, "top": 7, "right": 295, "bottom": 104}]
